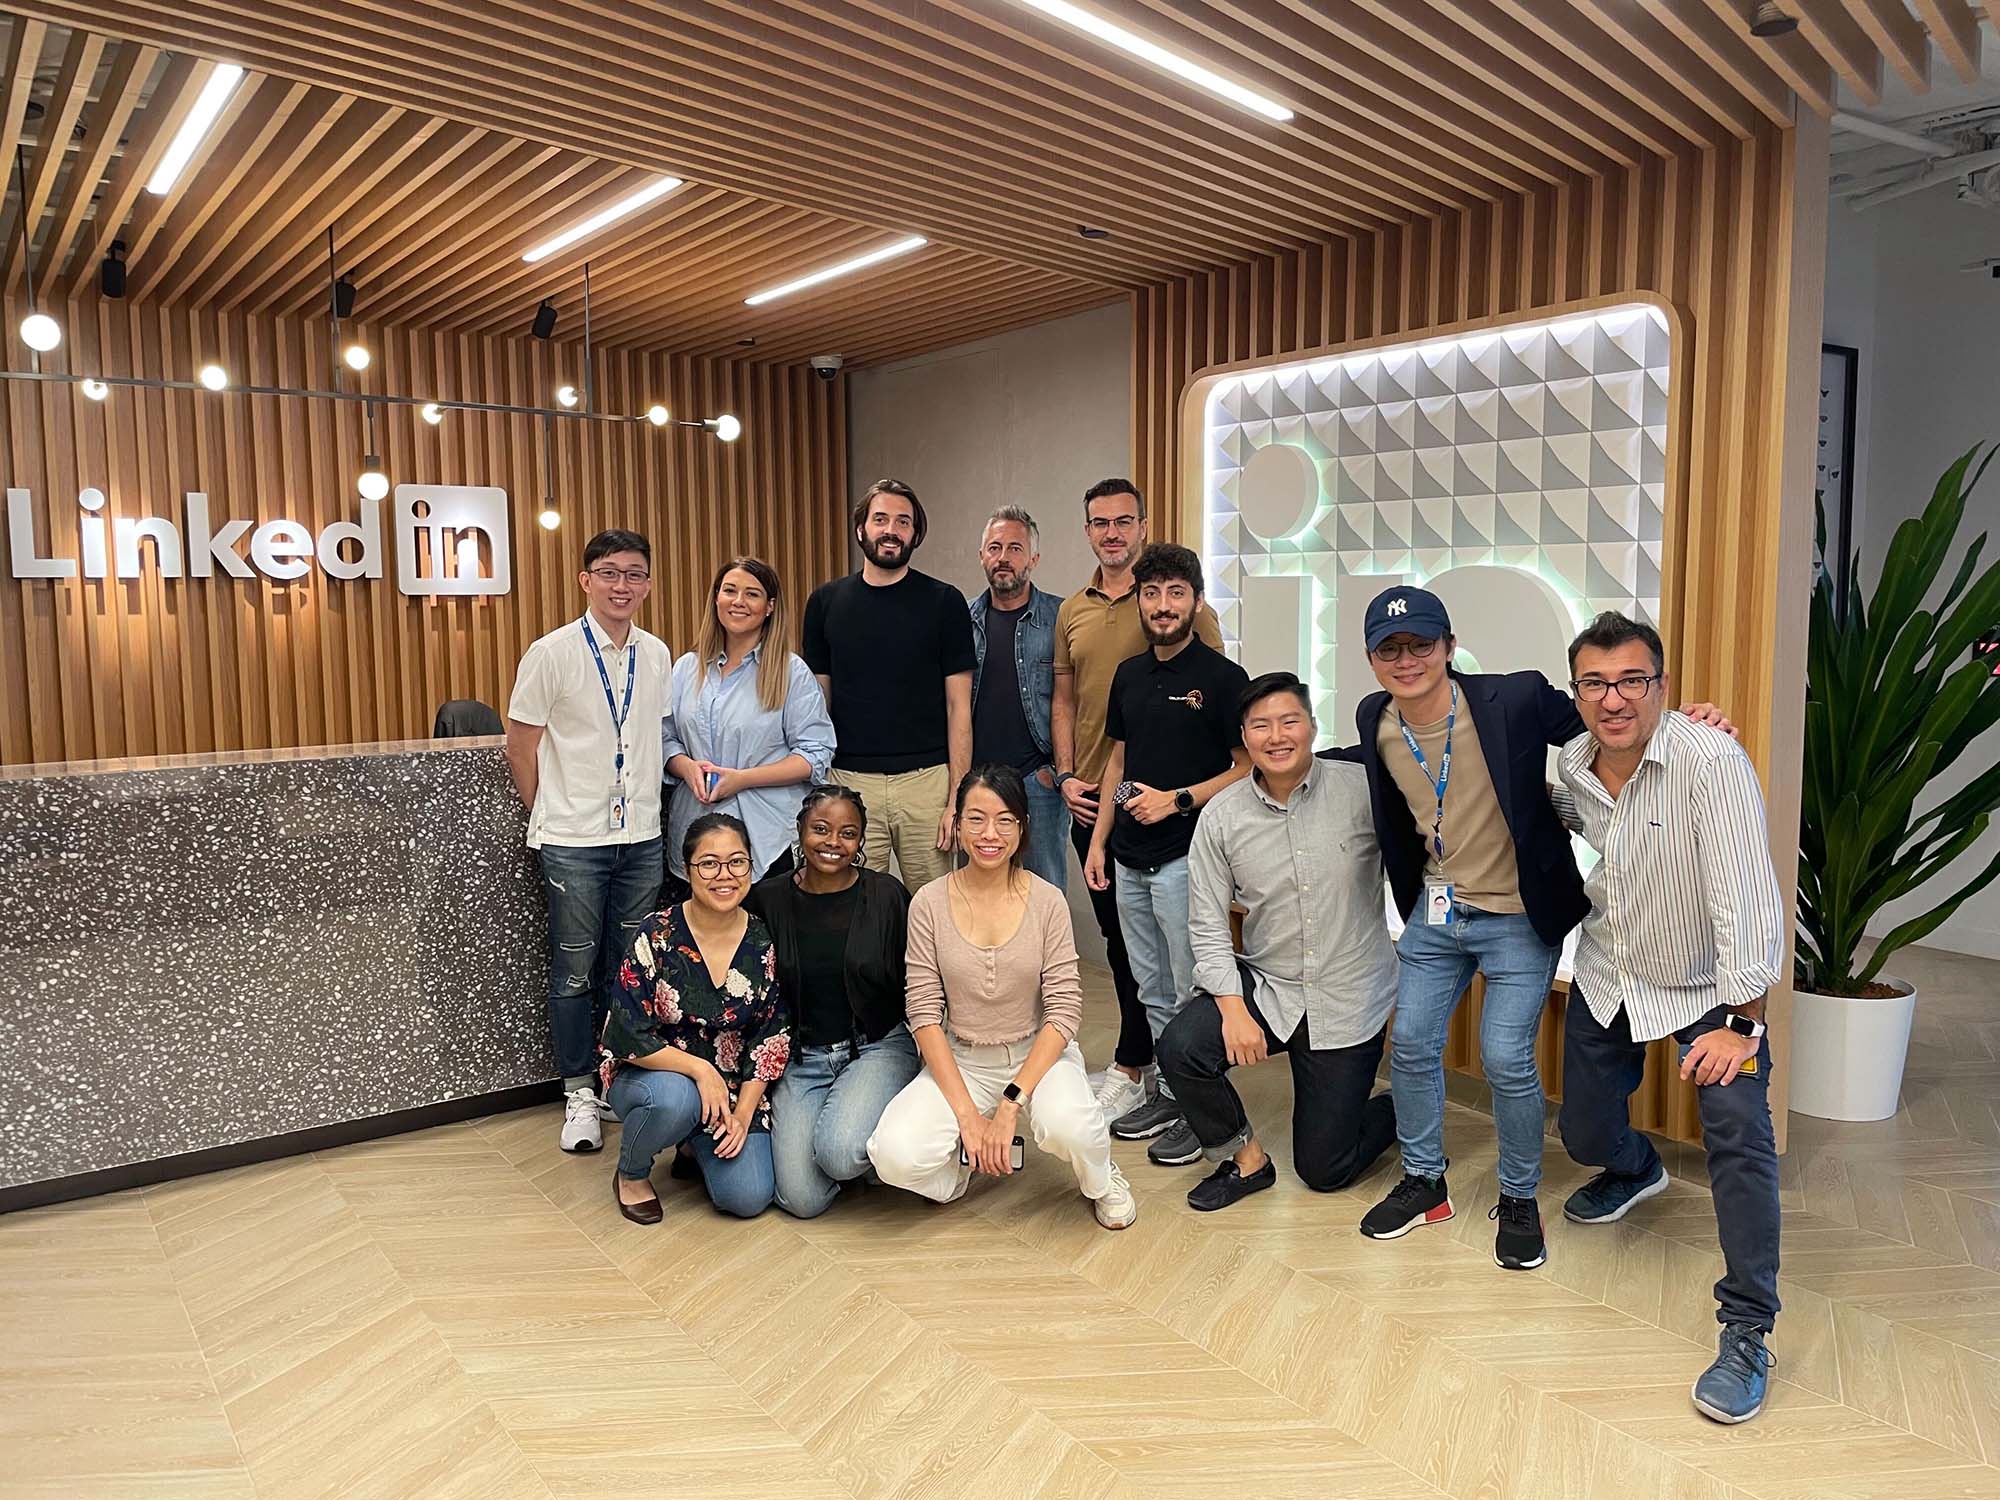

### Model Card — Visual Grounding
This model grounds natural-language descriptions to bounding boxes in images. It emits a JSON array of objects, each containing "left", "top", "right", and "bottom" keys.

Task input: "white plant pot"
[{"left": 1787, "top": 976, "right": 1918, "bottom": 1122}]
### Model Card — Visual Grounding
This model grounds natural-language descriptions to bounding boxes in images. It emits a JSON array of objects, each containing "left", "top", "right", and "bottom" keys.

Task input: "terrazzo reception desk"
[{"left": 0, "top": 739, "right": 556, "bottom": 1209}]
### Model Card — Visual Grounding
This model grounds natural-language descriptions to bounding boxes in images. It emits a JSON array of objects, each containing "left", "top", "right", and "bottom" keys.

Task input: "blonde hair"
[{"left": 694, "top": 556, "right": 792, "bottom": 711}]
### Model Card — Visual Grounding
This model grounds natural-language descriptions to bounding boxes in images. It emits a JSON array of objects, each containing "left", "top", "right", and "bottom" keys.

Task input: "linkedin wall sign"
[{"left": 5, "top": 484, "right": 512, "bottom": 597}]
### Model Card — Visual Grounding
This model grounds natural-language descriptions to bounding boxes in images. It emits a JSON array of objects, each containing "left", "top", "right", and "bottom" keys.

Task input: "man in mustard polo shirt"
[{"left": 1051, "top": 478, "right": 1221, "bottom": 1127}]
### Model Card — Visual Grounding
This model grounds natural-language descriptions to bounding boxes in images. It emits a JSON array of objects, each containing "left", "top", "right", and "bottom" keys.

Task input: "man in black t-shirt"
[
  {"left": 802, "top": 479, "right": 976, "bottom": 890},
  {"left": 1084, "top": 543, "right": 1250, "bottom": 1165}
]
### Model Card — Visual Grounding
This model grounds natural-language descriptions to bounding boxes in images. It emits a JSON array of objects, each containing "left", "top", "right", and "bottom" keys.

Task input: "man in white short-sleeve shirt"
[{"left": 506, "top": 528, "right": 672, "bottom": 1154}]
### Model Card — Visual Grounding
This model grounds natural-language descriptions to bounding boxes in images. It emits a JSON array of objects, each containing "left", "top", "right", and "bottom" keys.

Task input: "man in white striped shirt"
[{"left": 1551, "top": 612, "right": 1785, "bottom": 1427}]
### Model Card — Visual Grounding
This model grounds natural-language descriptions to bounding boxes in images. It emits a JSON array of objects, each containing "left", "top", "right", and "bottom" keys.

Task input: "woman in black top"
[{"left": 747, "top": 785, "right": 920, "bottom": 1219}]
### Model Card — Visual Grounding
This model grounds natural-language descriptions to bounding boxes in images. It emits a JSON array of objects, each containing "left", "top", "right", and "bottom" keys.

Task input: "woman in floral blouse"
[{"left": 603, "top": 812, "right": 791, "bottom": 1223}]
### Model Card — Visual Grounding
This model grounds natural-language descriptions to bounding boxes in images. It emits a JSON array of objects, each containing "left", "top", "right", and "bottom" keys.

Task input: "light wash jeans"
[
  {"left": 1388, "top": 906, "right": 1560, "bottom": 1199},
  {"left": 1113, "top": 855, "right": 1196, "bottom": 1098},
  {"left": 607, "top": 1067, "right": 775, "bottom": 1218},
  {"left": 770, "top": 1027, "right": 922, "bottom": 1219}
]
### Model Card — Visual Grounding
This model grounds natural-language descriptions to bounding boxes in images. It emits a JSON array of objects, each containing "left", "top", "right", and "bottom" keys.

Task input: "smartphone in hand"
[{"left": 958, "top": 1136, "right": 1027, "bottom": 1170}]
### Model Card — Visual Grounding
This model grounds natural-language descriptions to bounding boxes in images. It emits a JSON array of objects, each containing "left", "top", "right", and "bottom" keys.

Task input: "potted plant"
[{"left": 1793, "top": 443, "right": 2000, "bottom": 1121}]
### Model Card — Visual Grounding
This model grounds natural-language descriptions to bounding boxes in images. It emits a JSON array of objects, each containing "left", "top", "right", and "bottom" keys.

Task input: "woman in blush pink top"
[{"left": 866, "top": 765, "right": 1136, "bottom": 1229}]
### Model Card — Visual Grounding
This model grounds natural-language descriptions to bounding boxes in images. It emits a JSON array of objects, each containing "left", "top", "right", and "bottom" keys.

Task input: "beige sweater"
[{"left": 904, "top": 873, "right": 1085, "bottom": 1044}]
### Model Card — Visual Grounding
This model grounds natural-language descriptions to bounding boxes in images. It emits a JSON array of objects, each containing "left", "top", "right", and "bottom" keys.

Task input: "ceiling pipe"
[
  {"left": 1847, "top": 147, "right": 2000, "bottom": 211},
  {"left": 1833, "top": 110, "right": 1958, "bottom": 158}
]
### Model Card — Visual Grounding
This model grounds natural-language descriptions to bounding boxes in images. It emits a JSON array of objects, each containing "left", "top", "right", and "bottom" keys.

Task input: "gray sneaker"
[
  {"left": 1692, "top": 1325, "right": 1774, "bottom": 1424},
  {"left": 1146, "top": 1120, "right": 1203, "bottom": 1166},
  {"left": 1111, "top": 1094, "right": 1182, "bottom": 1140}
]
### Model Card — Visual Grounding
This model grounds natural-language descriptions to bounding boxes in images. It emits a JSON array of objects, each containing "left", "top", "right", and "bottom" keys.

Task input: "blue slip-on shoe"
[
  {"left": 1563, "top": 1162, "right": 1670, "bottom": 1224},
  {"left": 1692, "top": 1324, "right": 1775, "bottom": 1424}
]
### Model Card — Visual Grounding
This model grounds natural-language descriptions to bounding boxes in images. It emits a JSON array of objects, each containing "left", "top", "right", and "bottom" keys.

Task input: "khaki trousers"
[{"left": 830, "top": 763, "right": 954, "bottom": 892}]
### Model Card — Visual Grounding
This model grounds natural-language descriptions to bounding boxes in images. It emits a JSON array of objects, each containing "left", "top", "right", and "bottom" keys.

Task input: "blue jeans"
[
  {"left": 769, "top": 1027, "right": 922, "bottom": 1219},
  {"left": 538, "top": 837, "right": 663, "bottom": 1089},
  {"left": 1023, "top": 770, "right": 1069, "bottom": 891},
  {"left": 1114, "top": 855, "right": 1196, "bottom": 1098},
  {"left": 1559, "top": 992, "right": 1781, "bottom": 1331},
  {"left": 607, "top": 1067, "right": 775, "bottom": 1218},
  {"left": 1389, "top": 907, "right": 1560, "bottom": 1198}
]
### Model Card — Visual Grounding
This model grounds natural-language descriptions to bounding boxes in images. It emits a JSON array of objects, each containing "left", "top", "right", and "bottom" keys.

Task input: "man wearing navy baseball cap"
[{"left": 1349, "top": 584, "right": 1731, "bottom": 1274}]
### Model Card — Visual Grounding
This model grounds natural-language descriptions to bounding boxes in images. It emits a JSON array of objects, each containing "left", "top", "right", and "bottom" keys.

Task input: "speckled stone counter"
[{"left": 0, "top": 739, "right": 556, "bottom": 1199}]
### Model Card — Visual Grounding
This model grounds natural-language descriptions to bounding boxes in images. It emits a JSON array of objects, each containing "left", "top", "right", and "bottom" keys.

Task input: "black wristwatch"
[
  {"left": 1723, "top": 1013, "right": 1766, "bottom": 1040},
  {"left": 1001, "top": 1081, "right": 1025, "bottom": 1106},
  {"left": 1174, "top": 788, "right": 1195, "bottom": 815}
]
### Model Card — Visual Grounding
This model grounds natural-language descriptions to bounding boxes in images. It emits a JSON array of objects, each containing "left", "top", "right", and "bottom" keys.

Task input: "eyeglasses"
[
  {"left": 1370, "top": 637, "right": 1440, "bottom": 663},
  {"left": 690, "top": 854, "right": 752, "bottom": 879},
  {"left": 589, "top": 566, "right": 651, "bottom": 585},
  {"left": 958, "top": 813, "right": 1021, "bottom": 834},
  {"left": 1572, "top": 674, "right": 1661, "bottom": 702},
  {"left": 1085, "top": 515, "right": 1141, "bottom": 534}
]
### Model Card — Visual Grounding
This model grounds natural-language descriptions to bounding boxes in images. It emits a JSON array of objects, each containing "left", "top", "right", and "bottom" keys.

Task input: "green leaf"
[{"left": 1858, "top": 846, "right": 2000, "bottom": 985}]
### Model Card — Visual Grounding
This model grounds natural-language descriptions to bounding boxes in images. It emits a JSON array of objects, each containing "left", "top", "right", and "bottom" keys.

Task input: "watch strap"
[{"left": 1002, "top": 1081, "right": 1024, "bottom": 1105}]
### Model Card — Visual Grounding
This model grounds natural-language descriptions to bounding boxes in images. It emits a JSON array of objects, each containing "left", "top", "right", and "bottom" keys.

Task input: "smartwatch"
[
  {"left": 1053, "top": 770, "right": 1076, "bottom": 789},
  {"left": 1723, "top": 1014, "right": 1766, "bottom": 1040},
  {"left": 1001, "top": 1081, "right": 1025, "bottom": 1106},
  {"left": 1174, "top": 788, "right": 1195, "bottom": 815}
]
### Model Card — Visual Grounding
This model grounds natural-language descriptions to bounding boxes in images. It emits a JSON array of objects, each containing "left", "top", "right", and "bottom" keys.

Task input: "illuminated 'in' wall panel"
[{"left": 1201, "top": 302, "right": 1672, "bottom": 729}]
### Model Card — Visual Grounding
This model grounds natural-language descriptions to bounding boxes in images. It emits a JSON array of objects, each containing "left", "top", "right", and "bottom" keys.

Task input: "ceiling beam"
[{"left": 1909, "top": 0, "right": 1980, "bottom": 85}]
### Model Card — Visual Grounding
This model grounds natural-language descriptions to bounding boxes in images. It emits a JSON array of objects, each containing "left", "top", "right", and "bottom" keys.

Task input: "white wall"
[
  {"left": 847, "top": 298, "right": 1133, "bottom": 957},
  {"left": 1823, "top": 188, "right": 2000, "bottom": 960}
]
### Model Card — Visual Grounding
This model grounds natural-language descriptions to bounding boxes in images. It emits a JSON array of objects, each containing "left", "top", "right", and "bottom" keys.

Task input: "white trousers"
[{"left": 867, "top": 1035, "right": 1113, "bottom": 1203}]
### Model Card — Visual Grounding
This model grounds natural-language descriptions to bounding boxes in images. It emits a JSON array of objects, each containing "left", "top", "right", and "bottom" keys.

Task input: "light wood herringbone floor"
[{"left": 6, "top": 946, "right": 2000, "bottom": 1499}]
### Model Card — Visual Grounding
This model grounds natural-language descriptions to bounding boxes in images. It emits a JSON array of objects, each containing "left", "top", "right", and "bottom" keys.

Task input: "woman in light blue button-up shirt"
[{"left": 663, "top": 557, "right": 835, "bottom": 880}]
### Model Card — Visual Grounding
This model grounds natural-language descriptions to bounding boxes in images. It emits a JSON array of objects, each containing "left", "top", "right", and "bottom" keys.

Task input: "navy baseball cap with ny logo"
[{"left": 1362, "top": 586, "right": 1452, "bottom": 653}]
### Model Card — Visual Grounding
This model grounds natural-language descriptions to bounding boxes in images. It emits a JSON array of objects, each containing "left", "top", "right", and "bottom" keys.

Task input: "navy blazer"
[{"left": 1350, "top": 669, "right": 1588, "bottom": 949}]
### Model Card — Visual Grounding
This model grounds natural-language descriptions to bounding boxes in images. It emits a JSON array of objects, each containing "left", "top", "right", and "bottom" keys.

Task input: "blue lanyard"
[
  {"left": 1397, "top": 682, "right": 1456, "bottom": 862},
  {"left": 581, "top": 619, "right": 636, "bottom": 789}
]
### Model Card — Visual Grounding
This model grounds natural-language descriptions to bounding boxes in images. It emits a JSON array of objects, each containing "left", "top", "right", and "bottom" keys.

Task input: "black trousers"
[
  {"left": 1070, "top": 808, "right": 1151, "bottom": 1070},
  {"left": 1558, "top": 987, "right": 1782, "bottom": 1332},
  {"left": 1157, "top": 972, "right": 1397, "bottom": 1193}
]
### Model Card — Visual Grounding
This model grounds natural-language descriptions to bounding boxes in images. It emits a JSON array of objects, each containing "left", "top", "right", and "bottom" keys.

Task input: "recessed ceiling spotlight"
[
  {"left": 745, "top": 236, "right": 928, "bottom": 307},
  {"left": 1013, "top": 0, "right": 1293, "bottom": 122},
  {"left": 146, "top": 63, "right": 245, "bottom": 195},
  {"left": 1078, "top": 224, "right": 1112, "bottom": 239},
  {"left": 1748, "top": 2, "right": 1798, "bottom": 36},
  {"left": 521, "top": 174, "right": 683, "bottom": 263}
]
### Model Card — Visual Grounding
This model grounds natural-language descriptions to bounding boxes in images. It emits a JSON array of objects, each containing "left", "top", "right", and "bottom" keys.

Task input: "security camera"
[{"left": 810, "top": 354, "right": 845, "bottom": 382}]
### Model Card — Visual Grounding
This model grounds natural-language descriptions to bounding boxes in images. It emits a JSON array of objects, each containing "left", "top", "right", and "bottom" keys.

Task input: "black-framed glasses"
[
  {"left": 588, "top": 566, "right": 651, "bottom": 585},
  {"left": 1370, "top": 637, "right": 1440, "bottom": 663},
  {"left": 690, "top": 854, "right": 752, "bottom": 879},
  {"left": 1084, "top": 515, "right": 1141, "bottom": 533},
  {"left": 1572, "top": 674, "right": 1661, "bottom": 702}
]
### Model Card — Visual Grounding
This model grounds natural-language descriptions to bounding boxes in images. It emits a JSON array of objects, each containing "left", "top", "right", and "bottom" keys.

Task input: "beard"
[
  {"left": 859, "top": 532, "right": 912, "bottom": 568},
  {"left": 984, "top": 563, "right": 1027, "bottom": 599},
  {"left": 1142, "top": 611, "right": 1193, "bottom": 647}
]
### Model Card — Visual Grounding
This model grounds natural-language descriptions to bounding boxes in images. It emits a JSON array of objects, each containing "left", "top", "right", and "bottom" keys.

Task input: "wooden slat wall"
[
  {"left": 0, "top": 297, "right": 847, "bottom": 764},
  {"left": 1133, "top": 126, "right": 1823, "bottom": 1145}
]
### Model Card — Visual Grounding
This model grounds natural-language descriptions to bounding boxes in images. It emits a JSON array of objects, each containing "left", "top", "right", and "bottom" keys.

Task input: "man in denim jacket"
[{"left": 967, "top": 506, "right": 1067, "bottom": 887}]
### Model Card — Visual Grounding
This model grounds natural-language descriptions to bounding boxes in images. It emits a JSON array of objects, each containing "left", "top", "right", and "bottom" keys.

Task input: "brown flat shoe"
[{"left": 613, "top": 1168, "right": 663, "bottom": 1225}]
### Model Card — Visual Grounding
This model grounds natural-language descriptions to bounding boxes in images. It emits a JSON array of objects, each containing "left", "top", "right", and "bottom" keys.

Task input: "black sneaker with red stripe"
[{"left": 1358, "top": 1172, "right": 1454, "bottom": 1240}]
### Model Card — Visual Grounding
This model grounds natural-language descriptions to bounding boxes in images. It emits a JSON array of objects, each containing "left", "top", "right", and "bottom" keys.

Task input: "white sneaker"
[
  {"left": 560, "top": 1087, "right": 603, "bottom": 1153},
  {"left": 1094, "top": 1164, "right": 1137, "bottom": 1230},
  {"left": 596, "top": 1096, "right": 620, "bottom": 1123},
  {"left": 1093, "top": 1067, "right": 1149, "bottom": 1123}
]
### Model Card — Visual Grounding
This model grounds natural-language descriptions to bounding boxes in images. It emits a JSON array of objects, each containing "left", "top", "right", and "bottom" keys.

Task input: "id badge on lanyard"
[
  {"left": 582, "top": 620, "right": 637, "bottom": 834},
  {"left": 1400, "top": 685, "right": 1457, "bottom": 925}
]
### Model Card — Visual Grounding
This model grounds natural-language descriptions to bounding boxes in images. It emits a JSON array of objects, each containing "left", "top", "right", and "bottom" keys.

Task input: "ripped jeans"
[{"left": 538, "top": 836, "right": 663, "bottom": 1090}]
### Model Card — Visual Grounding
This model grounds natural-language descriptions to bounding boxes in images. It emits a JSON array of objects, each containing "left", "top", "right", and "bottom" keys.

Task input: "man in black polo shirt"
[{"left": 1084, "top": 543, "right": 1250, "bottom": 1165}]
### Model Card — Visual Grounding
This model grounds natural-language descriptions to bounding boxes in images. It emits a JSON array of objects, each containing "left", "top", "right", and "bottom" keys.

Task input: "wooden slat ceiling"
[{"left": 1, "top": 2, "right": 1993, "bottom": 366}]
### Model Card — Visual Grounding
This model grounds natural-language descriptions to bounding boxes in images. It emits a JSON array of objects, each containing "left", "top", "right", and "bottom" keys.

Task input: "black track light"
[
  {"left": 99, "top": 241, "right": 128, "bottom": 299},
  {"left": 531, "top": 299, "right": 558, "bottom": 340},
  {"left": 333, "top": 273, "right": 358, "bottom": 319},
  {"left": 1748, "top": 2, "right": 1798, "bottom": 37}
]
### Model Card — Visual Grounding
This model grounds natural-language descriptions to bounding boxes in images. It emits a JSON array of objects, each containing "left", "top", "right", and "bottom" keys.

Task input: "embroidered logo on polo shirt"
[{"left": 1168, "top": 689, "right": 1205, "bottom": 709}]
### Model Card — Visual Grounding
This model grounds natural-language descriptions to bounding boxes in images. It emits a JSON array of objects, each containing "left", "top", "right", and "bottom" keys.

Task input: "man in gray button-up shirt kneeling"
[{"left": 1156, "top": 671, "right": 1400, "bottom": 1213}]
